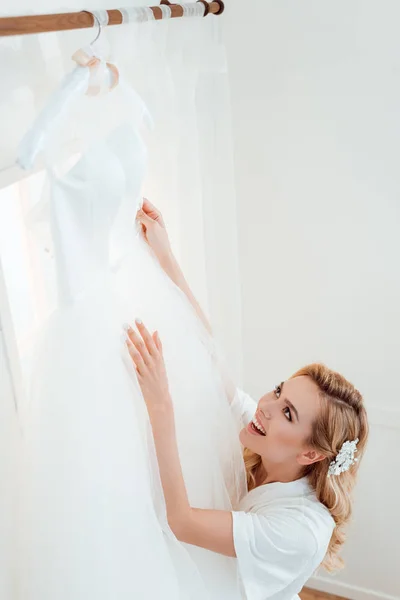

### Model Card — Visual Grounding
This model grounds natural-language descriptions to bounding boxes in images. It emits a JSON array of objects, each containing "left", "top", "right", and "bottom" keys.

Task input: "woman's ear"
[{"left": 297, "top": 449, "right": 326, "bottom": 467}]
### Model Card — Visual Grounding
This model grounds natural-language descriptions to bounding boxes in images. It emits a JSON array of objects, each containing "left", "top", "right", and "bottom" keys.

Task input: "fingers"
[
  {"left": 134, "top": 319, "right": 158, "bottom": 356},
  {"left": 124, "top": 322, "right": 164, "bottom": 382},
  {"left": 124, "top": 320, "right": 157, "bottom": 362},
  {"left": 125, "top": 326, "right": 150, "bottom": 366},
  {"left": 125, "top": 337, "right": 145, "bottom": 374},
  {"left": 142, "top": 198, "right": 160, "bottom": 216},
  {"left": 136, "top": 209, "right": 155, "bottom": 228},
  {"left": 141, "top": 198, "right": 165, "bottom": 227},
  {"left": 153, "top": 331, "right": 163, "bottom": 354}
]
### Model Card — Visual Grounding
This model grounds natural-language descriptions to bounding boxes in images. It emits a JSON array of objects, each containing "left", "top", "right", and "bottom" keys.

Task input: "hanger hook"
[{"left": 83, "top": 11, "right": 102, "bottom": 45}]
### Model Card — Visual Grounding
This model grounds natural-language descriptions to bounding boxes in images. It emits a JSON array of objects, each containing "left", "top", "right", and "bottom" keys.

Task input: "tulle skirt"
[{"left": 17, "top": 232, "right": 246, "bottom": 600}]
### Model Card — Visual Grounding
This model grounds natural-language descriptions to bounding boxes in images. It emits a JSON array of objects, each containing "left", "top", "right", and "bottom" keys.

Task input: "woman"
[{"left": 125, "top": 199, "right": 369, "bottom": 600}]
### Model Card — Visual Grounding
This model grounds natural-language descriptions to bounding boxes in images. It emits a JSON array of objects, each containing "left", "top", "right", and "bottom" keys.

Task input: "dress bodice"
[{"left": 50, "top": 124, "right": 147, "bottom": 302}]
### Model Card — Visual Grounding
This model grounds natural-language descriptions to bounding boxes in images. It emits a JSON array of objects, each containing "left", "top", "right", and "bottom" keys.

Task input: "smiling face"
[{"left": 239, "top": 376, "right": 324, "bottom": 473}]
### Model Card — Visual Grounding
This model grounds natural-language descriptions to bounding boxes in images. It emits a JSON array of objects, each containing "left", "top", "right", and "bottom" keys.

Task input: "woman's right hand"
[{"left": 136, "top": 199, "right": 173, "bottom": 266}]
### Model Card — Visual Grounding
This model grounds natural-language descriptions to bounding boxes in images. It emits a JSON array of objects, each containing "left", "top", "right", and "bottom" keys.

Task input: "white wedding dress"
[{"left": 16, "top": 82, "right": 246, "bottom": 599}]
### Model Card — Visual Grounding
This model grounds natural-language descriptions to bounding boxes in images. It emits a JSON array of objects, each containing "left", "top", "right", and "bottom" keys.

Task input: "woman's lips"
[{"left": 247, "top": 421, "right": 266, "bottom": 436}]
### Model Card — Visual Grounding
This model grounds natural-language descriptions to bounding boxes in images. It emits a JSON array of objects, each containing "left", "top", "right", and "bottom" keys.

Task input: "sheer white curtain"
[
  {"left": 0, "top": 0, "right": 243, "bottom": 383},
  {"left": 0, "top": 3, "right": 242, "bottom": 597}
]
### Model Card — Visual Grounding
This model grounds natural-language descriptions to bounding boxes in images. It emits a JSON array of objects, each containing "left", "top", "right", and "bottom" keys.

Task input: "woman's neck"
[{"left": 256, "top": 460, "right": 304, "bottom": 486}]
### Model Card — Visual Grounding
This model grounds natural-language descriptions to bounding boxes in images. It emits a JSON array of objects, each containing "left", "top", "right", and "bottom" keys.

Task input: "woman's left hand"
[{"left": 124, "top": 319, "right": 172, "bottom": 412}]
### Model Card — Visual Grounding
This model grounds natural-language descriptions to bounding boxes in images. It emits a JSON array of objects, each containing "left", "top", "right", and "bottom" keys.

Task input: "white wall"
[{"left": 223, "top": 2, "right": 400, "bottom": 599}]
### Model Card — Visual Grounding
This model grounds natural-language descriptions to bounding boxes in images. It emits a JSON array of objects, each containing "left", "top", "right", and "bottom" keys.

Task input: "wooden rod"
[{"left": 0, "top": 2, "right": 224, "bottom": 37}]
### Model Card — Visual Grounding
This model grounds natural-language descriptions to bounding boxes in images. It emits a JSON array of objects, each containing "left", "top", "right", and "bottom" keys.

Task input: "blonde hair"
[{"left": 243, "top": 362, "right": 369, "bottom": 572}]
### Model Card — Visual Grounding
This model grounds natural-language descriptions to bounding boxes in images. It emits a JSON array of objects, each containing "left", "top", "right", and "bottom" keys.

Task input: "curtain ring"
[
  {"left": 196, "top": 0, "right": 209, "bottom": 16},
  {"left": 213, "top": 0, "right": 225, "bottom": 15}
]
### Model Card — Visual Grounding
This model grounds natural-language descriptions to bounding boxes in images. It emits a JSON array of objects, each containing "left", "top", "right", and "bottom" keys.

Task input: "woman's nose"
[
  {"left": 260, "top": 397, "right": 279, "bottom": 419},
  {"left": 259, "top": 405, "right": 272, "bottom": 420}
]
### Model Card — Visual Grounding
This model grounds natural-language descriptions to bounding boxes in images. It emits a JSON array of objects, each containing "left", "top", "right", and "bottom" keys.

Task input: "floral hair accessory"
[{"left": 328, "top": 438, "right": 359, "bottom": 477}]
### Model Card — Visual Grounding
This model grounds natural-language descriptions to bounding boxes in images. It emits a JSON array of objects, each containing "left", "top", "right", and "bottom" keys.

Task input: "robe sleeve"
[{"left": 232, "top": 509, "right": 317, "bottom": 600}]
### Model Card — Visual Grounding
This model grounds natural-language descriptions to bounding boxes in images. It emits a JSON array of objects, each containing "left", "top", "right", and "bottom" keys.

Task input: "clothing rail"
[{"left": 0, "top": 1, "right": 224, "bottom": 37}]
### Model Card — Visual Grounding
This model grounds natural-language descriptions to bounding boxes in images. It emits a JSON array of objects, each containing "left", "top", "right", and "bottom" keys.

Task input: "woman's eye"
[
  {"left": 274, "top": 385, "right": 281, "bottom": 398},
  {"left": 283, "top": 407, "right": 292, "bottom": 422}
]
